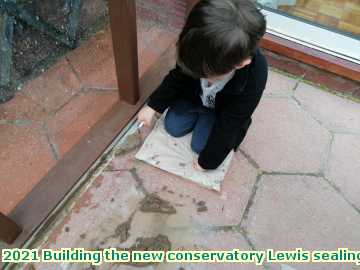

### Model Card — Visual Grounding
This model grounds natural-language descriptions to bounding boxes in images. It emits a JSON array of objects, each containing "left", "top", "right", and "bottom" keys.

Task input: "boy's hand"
[
  {"left": 138, "top": 106, "right": 156, "bottom": 127},
  {"left": 193, "top": 158, "right": 206, "bottom": 172}
]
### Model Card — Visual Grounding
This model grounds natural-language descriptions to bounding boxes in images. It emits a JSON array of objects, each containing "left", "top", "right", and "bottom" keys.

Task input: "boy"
[{"left": 138, "top": 0, "right": 268, "bottom": 171}]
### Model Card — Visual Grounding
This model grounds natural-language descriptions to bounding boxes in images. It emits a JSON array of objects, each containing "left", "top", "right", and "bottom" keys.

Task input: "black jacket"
[{"left": 147, "top": 48, "right": 268, "bottom": 170}]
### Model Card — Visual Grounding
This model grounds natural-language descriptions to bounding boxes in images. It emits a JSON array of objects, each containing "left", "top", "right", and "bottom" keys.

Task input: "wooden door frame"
[{"left": 108, "top": 0, "right": 140, "bottom": 104}]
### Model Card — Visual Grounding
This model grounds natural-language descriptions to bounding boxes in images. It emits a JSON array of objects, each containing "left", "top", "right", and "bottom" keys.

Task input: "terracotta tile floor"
[{"left": 0, "top": 0, "right": 185, "bottom": 215}]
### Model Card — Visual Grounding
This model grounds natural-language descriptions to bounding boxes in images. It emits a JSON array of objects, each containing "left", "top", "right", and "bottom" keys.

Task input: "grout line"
[
  {"left": 270, "top": 62, "right": 360, "bottom": 104},
  {"left": 42, "top": 122, "right": 60, "bottom": 161},
  {"left": 238, "top": 173, "right": 263, "bottom": 227},
  {"left": 238, "top": 148, "right": 261, "bottom": 171},
  {"left": 330, "top": 129, "right": 360, "bottom": 135},
  {"left": 81, "top": 86, "right": 118, "bottom": 92},
  {"left": 322, "top": 176, "right": 360, "bottom": 216},
  {"left": 206, "top": 224, "right": 269, "bottom": 269},
  {"left": 292, "top": 96, "right": 360, "bottom": 135},
  {"left": 51, "top": 89, "right": 84, "bottom": 116},
  {"left": 208, "top": 225, "right": 237, "bottom": 233},
  {"left": 237, "top": 226, "right": 257, "bottom": 250},
  {"left": 65, "top": 56, "right": 83, "bottom": 87},
  {"left": 291, "top": 77, "right": 303, "bottom": 95},
  {"left": 320, "top": 132, "right": 335, "bottom": 175},
  {"left": 0, "top": 119, "right": 33, "bottom": 127},
  {"left": 268, "top": 57, "right": 360, "bottom": 104},
  {"left": 262, "top": 171, "right": 323, "bottom": 177},
  {"left": 237, "top": 227, "right": 271, "bottom": 270},
  {"left": 291, "top": 95, "right": 329, "bottom": 130},
  {"left": 103, "top": 168, "right": 129, "bottom": 173},
  {"left": 129, "top": 167, "right": 150, "bottom": 196}
]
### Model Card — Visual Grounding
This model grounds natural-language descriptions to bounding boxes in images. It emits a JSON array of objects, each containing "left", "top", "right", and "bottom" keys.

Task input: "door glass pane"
[{"left": 257, "top": 0, "right": 360, "bottom": 38}]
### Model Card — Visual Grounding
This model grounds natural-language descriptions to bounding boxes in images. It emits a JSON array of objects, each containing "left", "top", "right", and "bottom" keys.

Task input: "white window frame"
[{"left": 261, "top": 9, "right": 360, "bottom": 64}]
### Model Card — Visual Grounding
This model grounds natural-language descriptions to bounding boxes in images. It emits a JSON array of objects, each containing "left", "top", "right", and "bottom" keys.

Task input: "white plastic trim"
[{"left": 262, "top": 9, "right": 360, "bottom": 64}]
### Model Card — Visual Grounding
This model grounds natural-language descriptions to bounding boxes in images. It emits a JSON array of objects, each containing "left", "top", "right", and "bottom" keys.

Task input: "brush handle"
[{"left": 138, "top": 122, "right": 145, "bottom": 129}]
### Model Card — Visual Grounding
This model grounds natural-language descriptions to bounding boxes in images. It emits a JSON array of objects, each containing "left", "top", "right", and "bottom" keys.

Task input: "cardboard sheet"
[{"left": 135, "top": 116, "right": 234, "bottom": 191}]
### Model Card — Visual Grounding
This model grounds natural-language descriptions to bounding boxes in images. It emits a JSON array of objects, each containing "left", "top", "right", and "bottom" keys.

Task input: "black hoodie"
[{"left": 147, "top": 48, "right": 268, "bottom": 169}]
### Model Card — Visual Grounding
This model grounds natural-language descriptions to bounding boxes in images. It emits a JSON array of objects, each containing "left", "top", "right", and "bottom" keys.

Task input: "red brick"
[
  {"left": 22, "top": 58, "right": 81, "bottom": 114},
  {"left": 0, "top": 124, "right": 56, "bottom": 214},
  {"left": 303, "top": 66, "right": 360, "bottom": 94},
  {"left": 263, "top": 49, "right": 307, "bottom": 77},
  {"left": 47, "top": 90, "right": 118, "bottom": 158}
]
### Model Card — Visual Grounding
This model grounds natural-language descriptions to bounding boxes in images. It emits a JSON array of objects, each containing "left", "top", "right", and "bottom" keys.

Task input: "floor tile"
[
  {"left": 242, "top": 98, "right": 331, "bottom": 173},
  {"left": 325, "top": 133, "right": 360, "bottom": 209},
  {"left": 294, "top": 82, "right": 360, "bottom": 132},
  {"left": 47, "top": 90, "right": 118, "bottom": 157},
  {"left": 0, "top": 124, "right": 56, "bottom": 214},
  {"left": 0, "top": 92, "right": 47, "bottom": 122},
  {"left": 243, "top": 175, "right": 360, "bottom": 270},
  {"left": 22, "top": 58, "right": 81, "bottom": 113},
  {"left": 265, "top": 70, "right": 298, "bottom": 97},
  {"left": 132, "top": 151, "right": 258, "bottom": 227}
]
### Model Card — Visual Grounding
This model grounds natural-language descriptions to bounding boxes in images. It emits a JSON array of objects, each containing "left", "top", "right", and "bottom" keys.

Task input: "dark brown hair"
[{"left": 177, "top": 0, "right": 266, "bottom": 78}]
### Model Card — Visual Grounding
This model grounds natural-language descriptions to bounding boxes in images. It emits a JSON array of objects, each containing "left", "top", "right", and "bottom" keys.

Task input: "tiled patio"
[
  {"left": 1, "top": 1, "right": 360, "bottom": 270},
  {"left": 16, "top": 65, "right": 360, "bottom": 270}
]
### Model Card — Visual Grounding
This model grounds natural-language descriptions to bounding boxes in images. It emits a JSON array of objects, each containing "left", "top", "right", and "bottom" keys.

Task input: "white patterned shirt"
[{"left": 200, "top": 71, "right": 235, "bottom": 109}]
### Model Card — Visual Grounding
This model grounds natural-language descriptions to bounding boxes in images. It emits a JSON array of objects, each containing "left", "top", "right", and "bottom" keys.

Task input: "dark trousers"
[{"left": 164, "top": 100, "right": 215, "bottom": 154}]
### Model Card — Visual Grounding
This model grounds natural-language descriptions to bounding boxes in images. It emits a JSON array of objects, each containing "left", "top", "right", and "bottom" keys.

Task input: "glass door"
[{"left": 257, "top": 0, "right": 360, "bottom": 64}]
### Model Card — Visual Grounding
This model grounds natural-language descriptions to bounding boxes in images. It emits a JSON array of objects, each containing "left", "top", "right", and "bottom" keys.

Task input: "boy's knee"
[{"left": 164, "top": 119, "right": 186, "bottom": 138}]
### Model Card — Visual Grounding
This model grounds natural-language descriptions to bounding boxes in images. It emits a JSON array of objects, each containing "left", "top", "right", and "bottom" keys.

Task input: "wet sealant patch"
[
  {"left": 114, "top": 131, "right": 143, "bottom": 156},
  {"left": 140, "top": 193, "right": 177, "bottom": 215}
]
